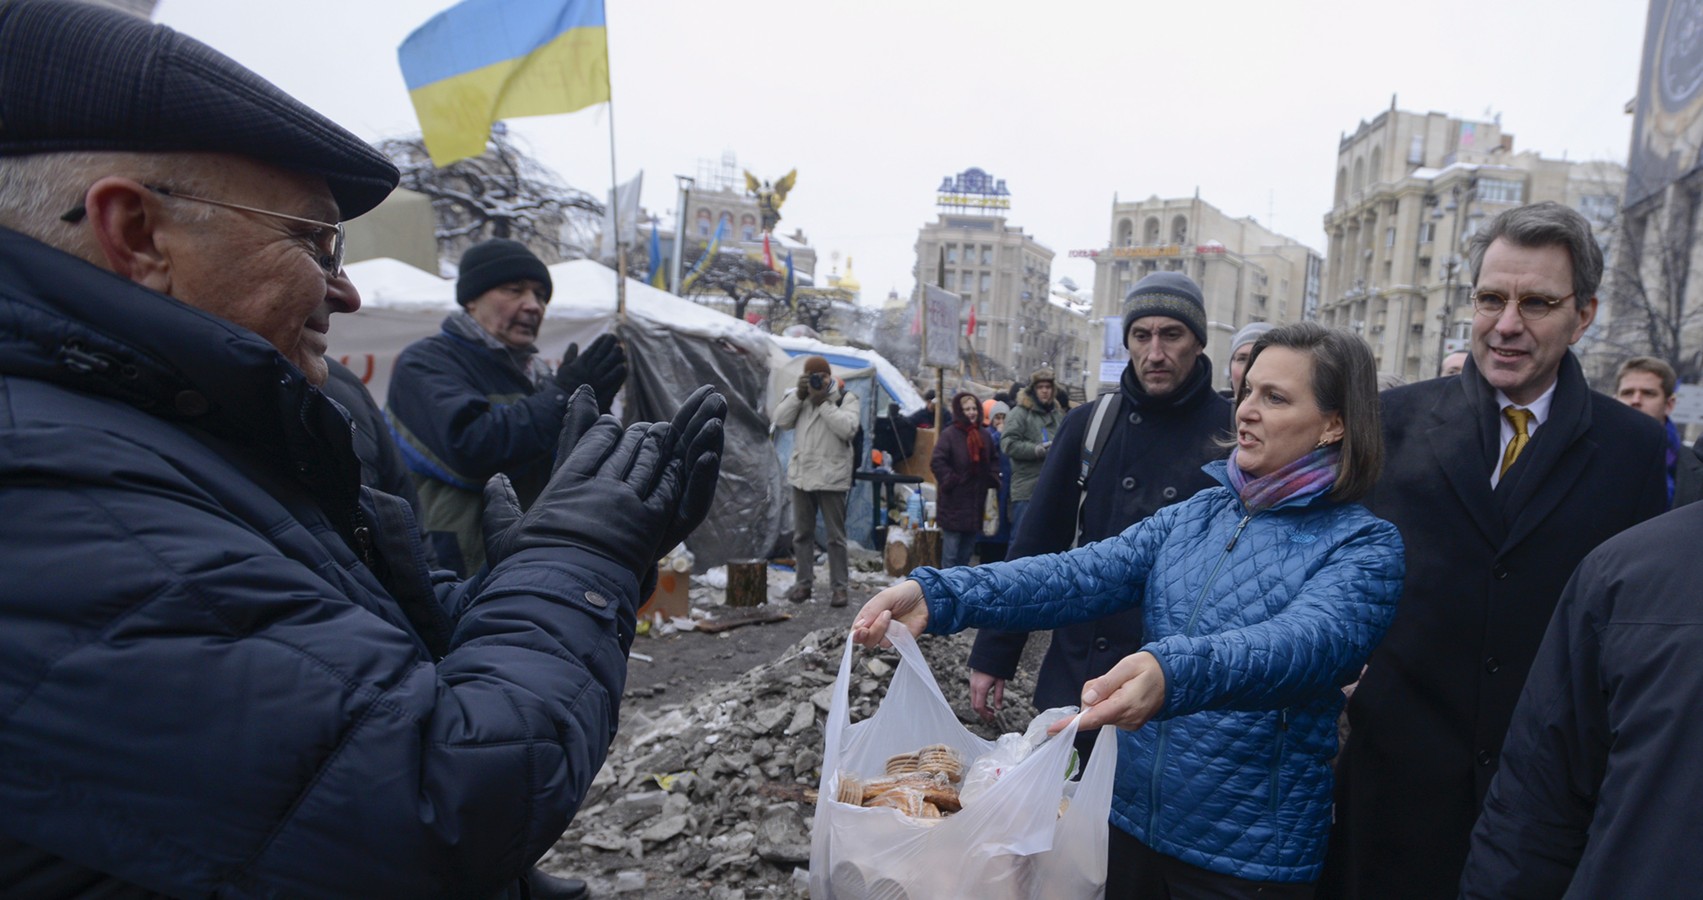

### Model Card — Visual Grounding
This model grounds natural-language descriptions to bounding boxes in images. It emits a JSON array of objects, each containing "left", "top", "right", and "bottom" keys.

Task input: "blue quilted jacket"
[{"left": 917, "top": 461, "right": 1404, "bottom": 883}]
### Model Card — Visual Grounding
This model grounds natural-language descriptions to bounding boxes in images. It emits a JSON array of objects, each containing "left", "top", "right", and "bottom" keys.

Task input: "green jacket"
[{"left": 1000, "top": 385, "right": 1065, "bottom": 502}]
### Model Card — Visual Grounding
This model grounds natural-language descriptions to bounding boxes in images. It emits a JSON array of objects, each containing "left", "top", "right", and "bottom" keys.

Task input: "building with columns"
[
  {"left": 914, "top": 168, "right": 1087, "bottom": 386},
  {"left": 1084, "top": 195, "right": 1322, "bottom": 393},
  {"left": 1317, "top": 104, "right": 1624, "bottom": 381}
]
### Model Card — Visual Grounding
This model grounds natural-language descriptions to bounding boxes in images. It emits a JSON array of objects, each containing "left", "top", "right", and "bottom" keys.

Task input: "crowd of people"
[{"left": 2, "top": 2, "right": 1701, "bottom": 898}]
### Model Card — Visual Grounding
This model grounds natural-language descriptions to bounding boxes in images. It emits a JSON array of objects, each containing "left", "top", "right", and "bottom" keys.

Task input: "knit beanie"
[
  {"left": 987, "top": 400, "right": 1010, "bottom": 420},
  {"left": 1230, "top": 321, "right": 1276, "bottom": 355},
  {"left": 1121, "top": 271, "right": 1207, "bottom": 346},
  {"left": 802, "top": 356, "right": 832, "bottom": 376},
  {"left": 456, "top": 239, "right": 553, "bottom": 307}
]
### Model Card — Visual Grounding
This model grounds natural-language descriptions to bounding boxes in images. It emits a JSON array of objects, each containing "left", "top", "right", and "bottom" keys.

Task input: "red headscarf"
[{"left": 951, "top": 391, "right": 985, "bottom": 462}]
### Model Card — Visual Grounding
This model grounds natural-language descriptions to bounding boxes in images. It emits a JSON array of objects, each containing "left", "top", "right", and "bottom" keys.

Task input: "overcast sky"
[{"left": 155, "top": 0, "right": 1650, "bottom": 305}]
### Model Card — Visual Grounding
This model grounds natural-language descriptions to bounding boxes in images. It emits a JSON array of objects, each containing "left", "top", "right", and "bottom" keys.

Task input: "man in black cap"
[
  {"left": 969, "top": 272, "right": 1231, "bottom": 738},
  {"left": 0, "top": 2, "right": 725, "bottom": 897},
  {"left": 387, "top": 238, "right": 628, "bottom": 575}
]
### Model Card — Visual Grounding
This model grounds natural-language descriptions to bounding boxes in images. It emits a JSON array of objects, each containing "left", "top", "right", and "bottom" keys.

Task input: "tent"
[{"left": 332, "top": 258, "right": 788, "bottom": 569}]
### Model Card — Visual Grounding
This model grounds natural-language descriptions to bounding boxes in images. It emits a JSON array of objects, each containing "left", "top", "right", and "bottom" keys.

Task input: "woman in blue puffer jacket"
[{"left": 854, "top": 322, "right": 1403, "bottom": 898}]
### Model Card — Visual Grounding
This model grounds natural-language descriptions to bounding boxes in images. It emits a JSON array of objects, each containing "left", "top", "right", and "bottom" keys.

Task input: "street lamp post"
[{"left": 670, "top": 175, "right": 694, "bottom": 296}]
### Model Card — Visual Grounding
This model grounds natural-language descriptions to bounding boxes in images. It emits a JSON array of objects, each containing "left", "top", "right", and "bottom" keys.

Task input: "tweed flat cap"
[{"left": 0, "top": 0, "right": 399, "bottom": 219}]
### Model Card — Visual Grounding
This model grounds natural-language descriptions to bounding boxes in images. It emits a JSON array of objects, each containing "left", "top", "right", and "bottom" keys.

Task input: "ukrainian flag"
[{"left": 399, "top": 0, "right": 610, "bottom": 167}]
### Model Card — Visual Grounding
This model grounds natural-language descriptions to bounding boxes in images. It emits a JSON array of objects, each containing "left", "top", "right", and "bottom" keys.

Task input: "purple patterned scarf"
[{"left": 1226, "top": 444, "right": 1342, "bottom": 512}]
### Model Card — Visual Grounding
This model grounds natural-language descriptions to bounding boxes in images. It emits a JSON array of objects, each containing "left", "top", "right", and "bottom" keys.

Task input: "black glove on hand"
[
  {"left": 555, "top": 333, "right": 627, "bottom": 413},
  {"left": 655, "top": 385, "right": 726, "bottom": 554},
  {"left": 483, "top": 385, "right": 604, "bottom": 568},
  {"left": 486, "top": 414, "right": 681, "bottom": 580}
]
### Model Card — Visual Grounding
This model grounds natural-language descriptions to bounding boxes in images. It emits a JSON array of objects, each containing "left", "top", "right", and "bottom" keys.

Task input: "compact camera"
[{"left": 809, "top": 372, "right": 828, "bottom": 390}]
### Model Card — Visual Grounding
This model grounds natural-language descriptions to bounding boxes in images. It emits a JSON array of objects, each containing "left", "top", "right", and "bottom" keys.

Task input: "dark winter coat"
[
  {"left": 0, "top": 229, "right": 638, "bottom": 898},
  {"left": 918, "top": 462, "right": 1405, "bottom": 883},
  {"left": 386, "top": 320, "right": 571, "bottom": 574},
  {"left": 930, "top": 398, "right": 999, "bottom": 533},
  {"left": 1000, "top": 384, "right": 1066, "bottom": 502},
  {"left": 1458, "top": 501, "right": 1703, "bottom": 898},
  {"left": 1320, "top": 354, "right": 1668, "bottom": 900},
  {"left": 969, "top": 358, "right": 1232, "bottom": 710}
]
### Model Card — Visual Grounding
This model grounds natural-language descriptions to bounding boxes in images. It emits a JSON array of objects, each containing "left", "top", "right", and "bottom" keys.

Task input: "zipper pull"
[{"left": 1225, "top": 514, "right": 1253, "bottom": 551}]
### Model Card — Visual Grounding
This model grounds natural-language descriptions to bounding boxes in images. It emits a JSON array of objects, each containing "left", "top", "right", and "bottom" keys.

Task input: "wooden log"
[
  {"left": 726, "top": 559, "right": 768, "bottom": 608},
  {"left": 884, "top": 535, "right": 910, "bottom": 578},
  {"left": 910, "top": 529, "right": 942, "bottom": 572}
]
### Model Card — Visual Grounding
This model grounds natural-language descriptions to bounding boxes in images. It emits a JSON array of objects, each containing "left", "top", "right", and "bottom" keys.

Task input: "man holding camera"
[{"left": 774, "top": 355, "right": 860, "bottom": 606}]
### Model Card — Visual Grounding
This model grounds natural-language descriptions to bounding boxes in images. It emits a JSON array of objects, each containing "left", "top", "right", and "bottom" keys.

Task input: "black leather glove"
[
  {"left": 483, "top": 386, "right": 602, "bottom": 568},
  {"left": 795, "top": 375, "right": 810, "bottom": 400},
  {"left": 484, "top": 415, "right": 679, "bottom": 579},
  {"left": 655, "top": 385, "right": 726, "bottom": 554},
  {"left": 555, "top": 333, "right": 627, "bottom": 413}
]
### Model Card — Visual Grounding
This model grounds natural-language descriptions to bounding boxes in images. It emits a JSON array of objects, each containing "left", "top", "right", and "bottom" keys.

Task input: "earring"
[{"left": 1316, "top": 438, "right": 1331, "bottom": 448}]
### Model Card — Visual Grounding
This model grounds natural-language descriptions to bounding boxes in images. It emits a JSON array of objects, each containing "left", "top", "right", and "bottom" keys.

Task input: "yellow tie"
[{"left": 1501, "top": 407, "right": 1533, "bottom": 477}]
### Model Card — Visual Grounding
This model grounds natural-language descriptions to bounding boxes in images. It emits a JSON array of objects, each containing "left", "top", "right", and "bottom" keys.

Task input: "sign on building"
[{"left": 923, "top": 284, "right": 962, "bottom": 368}]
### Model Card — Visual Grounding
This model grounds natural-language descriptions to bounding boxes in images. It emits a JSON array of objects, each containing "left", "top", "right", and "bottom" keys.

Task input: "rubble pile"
[{"left": 541, "top": 625, "right": 1041, "bottom": 898}]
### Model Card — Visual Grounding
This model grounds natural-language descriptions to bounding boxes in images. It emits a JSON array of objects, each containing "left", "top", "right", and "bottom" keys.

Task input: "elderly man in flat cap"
[
  {"left": 387, "top": 238, "right": 628, "bottom": 576},
  {"left": 0, "top": 2, "right": 725, "bottom": 897}
]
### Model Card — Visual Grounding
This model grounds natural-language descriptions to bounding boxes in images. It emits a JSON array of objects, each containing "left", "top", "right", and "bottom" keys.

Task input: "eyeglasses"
[
  {"left": 1471, "top": 289, "right": 1577, "bottom": 321},
  {"left": 61, "top": 184, "right": 345, "bottom": 276}
]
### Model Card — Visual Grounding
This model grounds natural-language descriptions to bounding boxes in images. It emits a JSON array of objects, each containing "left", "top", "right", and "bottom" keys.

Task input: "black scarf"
[{"left": 1121, "top": 353, "right": 1215, "bottom": 412}]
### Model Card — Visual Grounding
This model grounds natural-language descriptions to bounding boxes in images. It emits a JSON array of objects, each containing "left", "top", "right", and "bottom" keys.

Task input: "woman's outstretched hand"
[
  {"left": 1049, "top": 651, "right": 1168, "bottom": 735},
  {"left": 850, "top": 580, "right": 929, "bottom": 647}
]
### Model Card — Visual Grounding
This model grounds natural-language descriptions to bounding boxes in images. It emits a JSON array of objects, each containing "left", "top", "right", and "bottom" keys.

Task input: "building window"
[
  {"left": 695, "top": 208, "right": 712, "bottom": 237},
  {"left": 1144, "top": 217, "right": 1160, "bottom": 245},
  {"left": 979, "top": 272, "right": 991, "bottom": 293},
  {"left": 1408, "top": 133, "right": 1425, "bottom": 165},
  {"left": 717, "top": 211, "right": 734, "bottom": 237},
  {"left": 946, "top": 244, "right": 958, "bottom": 264},
  {"left": 740, "top": 214, "right": 756, "bottom": 242},
  {"left": 962, "top": 270, "right": 975, "bottom": 291},
  {"left": 1385, "top": 227, "right": 1396, "bottom": 248},
  {"left": 1171, "top": 215, "right": 1188, "bottom": 244},
  {"left": 981, "top": 245, "right": 993, "bottom": 265},
  {"left": 1420, "top": 221, "right": 1436, "bottom": 243},
  {"left": 1477, "top": 178, "right": 1524, "bottom": 204},
  {"left": 1579, "top": 194, "right": 1618, "bottom": 223},
  {"left": 1118, "top": 218, "right": 1134, "bottom": 246}
]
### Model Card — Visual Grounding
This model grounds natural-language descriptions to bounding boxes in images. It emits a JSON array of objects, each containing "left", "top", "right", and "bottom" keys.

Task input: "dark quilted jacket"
[
  {"left": 915, "top": 461, "right": 1405, "bottom": 883},
  {"left": 0, "top": 230, "right": 637, "bottom": 897}
]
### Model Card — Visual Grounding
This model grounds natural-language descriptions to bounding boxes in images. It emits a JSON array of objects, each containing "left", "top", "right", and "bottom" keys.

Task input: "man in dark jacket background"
[
  {"left": 387, "top": 238, "right": 627, "bottom": 575},
  {"left": 1457, "top": 501, "right": 1703, "bottom": 898},
  {"left": 1320, "top": 202, "right": 1669, "bottom": 899},
  {"left": 967, "top": 272, "right": 1231, "bottom": 726},
  {"left": 0, "top": 3, "right": 723, "bottom": 895}
]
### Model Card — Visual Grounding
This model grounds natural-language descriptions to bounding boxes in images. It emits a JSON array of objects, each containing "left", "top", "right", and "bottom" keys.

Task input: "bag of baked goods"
[{"left": 808, "top": 622, "right": 1116, "bottom": 899}]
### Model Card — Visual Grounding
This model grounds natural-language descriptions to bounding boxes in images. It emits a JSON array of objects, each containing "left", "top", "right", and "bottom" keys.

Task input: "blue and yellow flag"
[
  {"left": 399, "top": 0, "right": 610, "bottom": 167},
  {"left": 648, "top": 222, "right": 667, "bottom": 290},
  {"left": 785, "top": 251, "right": 797, "bottom": 308},
  {"left": 679, "top": 218, "right": 726, "bottom": 294}
]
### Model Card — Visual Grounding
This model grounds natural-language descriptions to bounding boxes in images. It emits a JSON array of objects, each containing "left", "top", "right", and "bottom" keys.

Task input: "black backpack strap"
[{"left": 1074, "top": 393, "right": 1121, "bottom": 547}]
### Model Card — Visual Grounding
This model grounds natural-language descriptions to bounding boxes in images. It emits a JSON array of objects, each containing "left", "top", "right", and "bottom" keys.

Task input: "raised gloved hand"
[
  {"left": 484, "top": 416, "right": 678, "bottom": 579},
  {"left": 555, "top": 333, "right": 627, "bottom": 413},
  {"left": 795, "top": 375, "right": 810, "bottom": 400},
  {"left": 655, "top": 385, "right": 726, "bottom": 554},
  {"left": 482, "top": 384, "right": 725, "bottom": 576}
]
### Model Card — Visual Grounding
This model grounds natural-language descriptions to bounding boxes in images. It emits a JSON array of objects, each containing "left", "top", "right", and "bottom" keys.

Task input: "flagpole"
[{"left": 601, "top": 0, "right": 626, "bottom": 321}]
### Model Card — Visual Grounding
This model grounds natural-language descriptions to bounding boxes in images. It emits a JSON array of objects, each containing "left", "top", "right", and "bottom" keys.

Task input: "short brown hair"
[
  {"left": 1616, "top": 356, "right": 1677, "bottom": 398},
  {"left": 1237, "top": 322, "right": 1385, "bottom": 504}
]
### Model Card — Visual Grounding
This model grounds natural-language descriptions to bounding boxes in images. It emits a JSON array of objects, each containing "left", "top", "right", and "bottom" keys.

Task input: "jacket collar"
[{"left": 0, "top": 227, "right": 365, "bottom": 546}]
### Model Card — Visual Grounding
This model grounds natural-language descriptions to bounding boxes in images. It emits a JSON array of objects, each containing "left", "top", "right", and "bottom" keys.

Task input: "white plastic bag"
[{"left": 809, "top": 623, "right": 1117, "bottom": 899}]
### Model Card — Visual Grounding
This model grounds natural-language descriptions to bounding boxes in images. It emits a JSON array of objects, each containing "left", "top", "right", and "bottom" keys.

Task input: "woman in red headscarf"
[{"left": 931, "top": 391, "right": 1000, "bottom": 568}]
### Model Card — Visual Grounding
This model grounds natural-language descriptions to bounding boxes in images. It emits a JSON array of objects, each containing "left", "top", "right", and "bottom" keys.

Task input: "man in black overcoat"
[{"left": 1319, "top": 202, "right": 1669, "bottom": 899}]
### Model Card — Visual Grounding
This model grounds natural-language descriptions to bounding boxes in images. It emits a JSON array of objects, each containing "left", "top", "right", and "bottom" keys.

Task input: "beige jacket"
[{"left": 774, "top": 385, "right": 861, "bottom": 492}]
